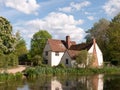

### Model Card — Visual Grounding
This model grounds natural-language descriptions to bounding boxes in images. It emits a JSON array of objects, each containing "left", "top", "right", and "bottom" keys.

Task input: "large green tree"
[
  {"left": 0, "top": 17, "right": 16, "bottom": 54},
  {"left": 15, "top": 31, "right": 28, "bottom": 63},
  {"left": 107, "top": 13, "right": 120, "bottom": 62},
  {"left": 0, "top": 17, "right": 18, "bottom": 68},
  {"left": 86, "top": 18, "right": 110, "bottom": 61},
  {"left": 30, "top": 30, "right": 52, "bottom": 57}
]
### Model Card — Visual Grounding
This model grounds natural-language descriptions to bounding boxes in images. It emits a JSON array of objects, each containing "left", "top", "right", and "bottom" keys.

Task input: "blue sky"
[{"left": 0, "top": 0, "right": 120, "bottom": 49}]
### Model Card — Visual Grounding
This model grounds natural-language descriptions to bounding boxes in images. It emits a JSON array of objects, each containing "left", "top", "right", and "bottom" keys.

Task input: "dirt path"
[{"left": 0, "top": 65, "right": 27, "bottom": 74}]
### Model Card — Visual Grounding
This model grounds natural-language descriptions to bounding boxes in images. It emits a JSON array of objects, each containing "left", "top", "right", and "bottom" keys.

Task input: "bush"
[{"left": 53, "top": 64, "right": 66, "bottom": 68}]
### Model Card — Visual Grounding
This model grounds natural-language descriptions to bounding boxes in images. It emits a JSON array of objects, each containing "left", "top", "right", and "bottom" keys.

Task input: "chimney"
[
  {"left": 66, "top": 36, "right": 71, "bottom": 49},
  {"left": 92, "top": 38, "right": 99, "bottom": 67},
  {"left": 93, "top": 38, "right": 96, "bottom": 45}
]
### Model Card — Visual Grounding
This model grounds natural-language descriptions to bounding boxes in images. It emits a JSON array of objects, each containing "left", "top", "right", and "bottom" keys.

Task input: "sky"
[{"left": 0, "top": 0, "right": 120, "bottom": 49}]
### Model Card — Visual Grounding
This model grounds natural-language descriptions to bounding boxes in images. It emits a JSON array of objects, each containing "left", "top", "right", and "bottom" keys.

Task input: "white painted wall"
[
  {"left": 88, "top": 43, "right": 103, "bottom": 66},
  {"left": 51, "top": 52, "right": 64, "bottom": 66}
]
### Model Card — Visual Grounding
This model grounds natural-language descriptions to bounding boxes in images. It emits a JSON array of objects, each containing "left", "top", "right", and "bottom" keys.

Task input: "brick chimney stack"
[
  {"left": 92, "top": 38, "right": 99, "bottom": 67},
  {"left": 93, "top": 38, "right": 96, "bottom": 45},
  {"left": 66, "top": 36, "right": 71, "bottom": 49}
]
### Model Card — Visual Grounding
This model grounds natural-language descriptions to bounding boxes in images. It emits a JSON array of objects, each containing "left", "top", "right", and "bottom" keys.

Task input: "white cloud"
[
  {"left": 103, "top": 0, "right": 120, "bottom": 16},
  {"left": 87, "top": 16, "right": 94, "bottom": 20},
  {"left": 58, "top": 1, "right": 91, "bottom": 13},
  {"left": 70, "top": 1, "right": 90, "bottom": 11},
  {"left": 3, "top": 0, "right": 40, "bottom": 14},
  {"left": 14, "top": 12, "right": 86, "bottom": 48},
  {"left": 58, "top": 7, "right": 72, "bottom": 13}
]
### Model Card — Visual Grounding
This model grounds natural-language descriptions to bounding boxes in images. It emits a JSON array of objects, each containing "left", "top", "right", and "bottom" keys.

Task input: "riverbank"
[
  {"left": 24, "top": 66, "right": 120, "bottom": 78},
  {"left": 0, "top": 65, "right": 27, "bottom": 74},
  {"left": 0, "top": 66, "right": 120, "bottom": 81}
]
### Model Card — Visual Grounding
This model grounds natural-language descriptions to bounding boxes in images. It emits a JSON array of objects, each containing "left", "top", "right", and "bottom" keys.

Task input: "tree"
[
  {"left": 0, "top": 17, "right": 16, "bottom": 54},
  {"left": 0, "top": 17, "right": 18, "bottom": 67},
  {"left": 32, "top": 55, "right": 42, "bottom": 66},
  {"left": 86, "top": 18, "right": 110, "bottom": 61},
  {"left": 107, "top": 13, "right": 120, "bottom": 63},
  {"left": 76, "top": 50, "right": 88, "bottom": 68},
  {"left": 30, "top": 30, "right": 52, "bottom": 57},
  {"left": 15, "top": 31, "right": 28, "bottom": 57}
]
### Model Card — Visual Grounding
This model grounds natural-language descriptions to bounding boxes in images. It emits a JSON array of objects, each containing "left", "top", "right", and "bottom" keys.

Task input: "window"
[
  {"left": 44, "top": 60, "right": 48, "bottom": 64},
  {"left": 55, "top": 52, "right": 59, "bottom": 56},
  {"left": 66, "top": 59, "right": 69, "bottom": 64},
  {"left": 45, "top": 51, "right": 48, "bottom": 56}
]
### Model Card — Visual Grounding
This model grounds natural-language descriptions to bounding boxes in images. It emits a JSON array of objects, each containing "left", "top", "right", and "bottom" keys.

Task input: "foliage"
[
  {"left": 76, "top": 50, "right": 88, "bottom": 68},
  {"left": 106, "top": 13, "right": 120, "bottom": 62},
  {"left": 32, "top": 55, "right": 42, "bottom": 66},
  {"left": 53, "top": 64, "right": 66, "bottom": 68},
  {"left": 0, "top": 53, "right": 18, "bottom": 68},
  {"left": 87, "top": 53, "right": 95, "bottom": 68},
  {"left": 15, "top": 31, "right": 28, "bottom": 57},
  {"left": 30, "top": 30, "right": 52, "bottom": 57},
  {"left": 24, "top": 66, "right": 120, "bottom": 79},
  {"left": 0, "top": 17, "right": 19, "bottom": 68},
  {"left": 15, "top": 31, "right": 28, "bottom": 65},
  {"left": 0, "top": 17, "right": 16, "bottom": 54},
  {"left": 0, "top": 72, "right": 23, "bottom": 82}
]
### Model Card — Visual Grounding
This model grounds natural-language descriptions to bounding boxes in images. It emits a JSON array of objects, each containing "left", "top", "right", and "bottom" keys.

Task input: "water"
[{"left": 0, "top": 74, "right": 120, "bottom": 90}]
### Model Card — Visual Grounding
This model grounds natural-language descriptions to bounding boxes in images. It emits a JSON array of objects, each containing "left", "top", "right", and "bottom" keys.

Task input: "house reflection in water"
[
  {"left": 51, "top": 77, "right": 62, "bottom": 90},
  {"left": 86, "top": 74, "right": 104, "bottom": 90},
  {"left": 45, "top": 74, "right": 104, "bottom": 90}
]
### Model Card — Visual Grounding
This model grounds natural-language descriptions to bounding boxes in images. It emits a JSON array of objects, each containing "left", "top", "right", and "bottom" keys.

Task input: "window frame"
[{"left": 55, "top": 52, "right": 59, "bottom": 56}]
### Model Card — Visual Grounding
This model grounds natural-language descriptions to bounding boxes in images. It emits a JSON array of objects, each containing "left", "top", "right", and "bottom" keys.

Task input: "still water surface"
[{"left": 0, "top": 74, "right": 120, "bottom": 90}]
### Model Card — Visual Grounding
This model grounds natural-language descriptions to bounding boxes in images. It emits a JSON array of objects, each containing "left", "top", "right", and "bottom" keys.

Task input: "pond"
[{"left": 0, "top": 74, "right": 120, "bottom": 90}]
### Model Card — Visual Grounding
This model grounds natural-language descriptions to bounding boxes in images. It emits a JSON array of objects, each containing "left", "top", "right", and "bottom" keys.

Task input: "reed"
[{"left": 24, "top": 66, "right": 120, "bottom": 79}]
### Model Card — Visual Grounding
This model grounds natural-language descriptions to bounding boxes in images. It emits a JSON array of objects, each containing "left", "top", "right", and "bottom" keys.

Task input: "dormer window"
[{"left": 55, "top": 52, "right": 59, "bottom": 56}]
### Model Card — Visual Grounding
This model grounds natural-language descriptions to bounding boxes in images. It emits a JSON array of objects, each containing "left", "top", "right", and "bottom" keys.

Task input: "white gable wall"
[
  {"left": 43, "top": 41, "right": 65, "bottom": 66},
  {"left": 51, "top": 52, "right": 64, "bottom": 66},
  {"left": 88, "top": 43, "right": 103, "bottom": 66}
]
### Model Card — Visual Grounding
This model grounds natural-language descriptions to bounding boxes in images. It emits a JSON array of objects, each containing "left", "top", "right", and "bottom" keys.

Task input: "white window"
[{"left": 55, "top": 52, "right": 59, "bottom": 56}]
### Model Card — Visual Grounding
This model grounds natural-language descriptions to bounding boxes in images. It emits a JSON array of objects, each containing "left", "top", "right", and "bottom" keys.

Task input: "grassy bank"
[
  {"left": 0, "top": 72, "right": 23, "bottom": 82},
  {"left": 1, "top": 66, "right": 120, "bottom": 81},
  {"left": 24, "top": 66, "right": 120, "bottom": 78}
]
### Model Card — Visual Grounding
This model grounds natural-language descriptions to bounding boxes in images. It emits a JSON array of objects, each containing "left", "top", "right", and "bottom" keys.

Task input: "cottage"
[{"left": 43, "top": 36, "right": 103, "bottom": 67}]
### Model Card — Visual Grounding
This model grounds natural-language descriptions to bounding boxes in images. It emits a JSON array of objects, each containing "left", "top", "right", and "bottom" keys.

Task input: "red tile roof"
[
  {"left": 48, "top": 39, "right": 76, "bottom": 52},
  {"left": 47, "top": 38, "right": 93, "bottom": 52},
  {"left": 48, "top": 39, "right": 66, "bottom": 52},
  {"left": 69, "top": 42, "right": 93, "bottom": 51}
]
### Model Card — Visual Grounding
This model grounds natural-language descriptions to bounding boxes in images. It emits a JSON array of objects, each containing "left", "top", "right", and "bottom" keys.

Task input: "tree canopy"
[
  {"left": 0, "top": 17, "right": 16, "bottom": 54},
  {"left": 0, "top": 17, "right": 18, "bottom": 67},
  {"left": 107, "top": 13, "right": 120, "bottom": 61},
  {"left": 30, "top": 30, "right": 52, "bottom": 57}
]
